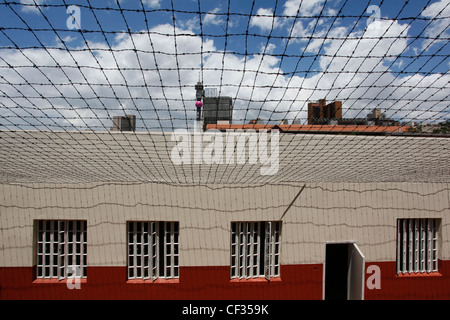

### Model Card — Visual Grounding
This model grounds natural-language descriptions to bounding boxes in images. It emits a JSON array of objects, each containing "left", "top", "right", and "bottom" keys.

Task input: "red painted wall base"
[
  {"left": 364, "top": 261, "right": 450, "bottom": 300},
  {"left": 1, "top": 262, "right": 449, "bottom": 300}
]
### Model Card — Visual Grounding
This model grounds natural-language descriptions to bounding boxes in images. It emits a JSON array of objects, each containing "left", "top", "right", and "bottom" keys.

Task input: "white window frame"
[
  {"left": 127, "top": 221, "right": 179, "bottom": 281},
  {"left": 230, "top": 221, "right": 281, "bottom": 280},
  {"left": 36, "top": 220, "right": 87, "bottom": 280},
  {"left": 397, "top": 218, "right": 439, "bottom": 275}
]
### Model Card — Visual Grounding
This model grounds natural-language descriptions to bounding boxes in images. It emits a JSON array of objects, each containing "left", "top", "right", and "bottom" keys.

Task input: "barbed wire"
[{"left": 1, "top": 1, "right": 450, "bottom": 302}]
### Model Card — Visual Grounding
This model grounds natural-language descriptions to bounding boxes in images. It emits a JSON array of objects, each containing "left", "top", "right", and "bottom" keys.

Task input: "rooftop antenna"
[{"left": 194, "top": 73, "right": 204, "bottom": 132}]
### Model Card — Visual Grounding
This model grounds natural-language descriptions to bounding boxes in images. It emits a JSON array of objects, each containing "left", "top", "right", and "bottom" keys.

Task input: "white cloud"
[
  {"left": 142, "top": 0, "right": 161, "bottom": 8},
  {"left": 54, "top": 35, "right": 77, "bottom": 47},
  {"left": 420, "top": 0, "right": 450, "bottom": 50},
  {"left": 310, "top": 19, "right": 414, "bottom": 118},
  {"left": 319, "top": 19, "right": 410, "bottom": 73},
  {"left": 201, "top": 7, "right": 235, "bottom": 29},
  {"left": 203, "top": 8, "right": 223, "bottom": 26},
  {"left": 0, "top": 16, "right": 448, "bottom": 130},
  {"left": 250, "top": 8, "right": 284, "bottom": 31},
  {"left": 0, "top": 24, "right": 214, "bottom": 130},
  {"left": 422, "top": 0, "right": 450, "bottom": 19},
  {"left": 20, "top": 0, "right": 46, "bottom": 14},
  {"left": 61, "top": 35, "right": 76, "bottom": 43},
  {"left": 177, "top": 16, "right": 200, "bottom": 32},
  {"left": 260, "top": 43, "right": 277, "bottom": 54},
  {"left": 284, "top": 0, "right": 326, "bottom": 17},
  {"left": 289, "top": 19, "right": 323, "bottom": 49}
]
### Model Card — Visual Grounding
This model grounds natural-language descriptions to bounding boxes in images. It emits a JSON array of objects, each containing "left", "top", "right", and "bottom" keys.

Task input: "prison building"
[
  {"left": 0, "top": 130, "right": 449, "bottom": 300},
  {"left": 307, "top": 99, "right": 343, "bottom": 125},
  {"left": 202, "top": 95, "right": 233, "bottom": 131}
]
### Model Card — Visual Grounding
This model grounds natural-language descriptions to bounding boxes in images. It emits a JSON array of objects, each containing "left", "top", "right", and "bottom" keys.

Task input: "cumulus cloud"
[
  {"left": 0, "top": 4, "right": 449, "bottom": 131},
  {"left": 142, "top": 0, "right": 162, "bottom": 8},
  {"left": 320, "top": 19, "right": 410, "bottom": 73},
  {"left": 284, "top": 0, "right": 326, "bottom": 16},
  {"left": 0, "top": 24, "right": 213, "bottom": 130},
  {"left": 250, "top": 8, "right": 284, "bottom": 31},
  {"left": 203, "top": 8, "right": 225, "bottom": 26},
  {"left": 420, "top": 0, "right": 450, "bottom": 50},
  {"left": 19, "top": 0, "right": 46, "bottom": 13}
]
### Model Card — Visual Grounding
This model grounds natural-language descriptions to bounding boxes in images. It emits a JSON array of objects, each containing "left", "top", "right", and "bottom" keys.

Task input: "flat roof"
[
  {"left": 1, "top": 130, "right": 449, "bottom": 184},
  {"left": 206, "top": 124, "right": 410, "bottom": 134}
]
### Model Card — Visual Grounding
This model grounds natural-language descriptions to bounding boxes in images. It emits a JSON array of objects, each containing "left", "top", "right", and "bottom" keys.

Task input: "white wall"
[{"left": 0, "top": 182, "right": 448, "bottom": 267}]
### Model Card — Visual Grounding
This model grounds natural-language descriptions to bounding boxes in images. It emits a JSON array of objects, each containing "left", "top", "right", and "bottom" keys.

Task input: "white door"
[{"left": 348, "top": 243, "right": 365, "bottom": 300}]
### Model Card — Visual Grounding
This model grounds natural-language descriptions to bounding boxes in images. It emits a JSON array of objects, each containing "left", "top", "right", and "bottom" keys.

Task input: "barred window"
[
  {"left": 230, "top": 221, "right": 281, "bottom": 280},
  {"left": 36, "top": 220, "right": 87, "bottom": 280},
  {"left": 397, "top": 218, "right": 439, "bottom": 275},
  {"left": 127, "top": 221, "right": 179, "bottom": 281}
]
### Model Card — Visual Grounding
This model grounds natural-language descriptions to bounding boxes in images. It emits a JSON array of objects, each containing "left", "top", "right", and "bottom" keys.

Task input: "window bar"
[
  {"left": 230, "top": 222, "right": 237, "bottom": 278},
  {"left": 163, "top": 222, "right": 167, "bottom": 278},
  {"left": 45, "top": 221, "right": 50, "bottom": 278},
  {"left": 47, "top": 221, "right": 55, "bottom": 278},
  {"left": 74, "top": 221, "right": 79, "bottom": 278},
  {"left": 46, "top": 220, "right": 56, "bottom": 279},
  {"left": 167, "top": 222, "right": 172, "bottom": 278},
  {"left": 165, "top": 222, "right": 174, "bottom": 279},
  {"left": 408, "top": 219, "right": 414, "bottom": 273},
  {"left": 238, "top": 222, "right": 245, "bottom": 279},
  {"left": 245, "top": 222, "right": 250, "bottom": 278},
  {"left": 81, "top": 221, "right": 87, "bottom": 278},
  {"left": 52, "top": 221, "right": 58, "bottom": 278},
  {"left": 268, "top": 222, "right": 274, "bottom": 278},
  {"left": 37, "top": 221, "right": 43, "bottom": 278},
  {"left": 54, "top": 221, "right": 59, "bottom": 278},
  {"left": 432, "top": 219, "right": 438, "bottom": 272},
  {"left": 134, "top": 221, "right": 139, "bottom": 279},
  {"left": 245, "top": 222, "right": 253, "bottom": 279},
  {"left": 426, "top": 219, "right": 433, "bottom": 273},
  {"left": 404, "top": 219, "right": 408, "bottom": 274},
  {"left": 127, "top": 222, "right": 132, "bottom": 279},
  {"left": 57, "top": 221, "right": 64, "bottom": 280},
  {"left": 138, "top": 222, "right": 144, "bottom": 279},
  {"left": 269, "top": 222, "right": 280, "bottom": 277},
  {"left": 76, "top": 221, "right": 84, "bottom": 279},
  {"left": 151, "top": 221, "right": 158, "bottom": 281},
  {"left": 131, "top": 221, "right": 139, "bottom": 279},
  {"left": 171, "top": 222, "right": 176, "bottom": 278},
  {"left": 129, "top": 222, "right": 136, "bottom": 279},
  {"left": 420, "top": 219, "right": 426, "bottom": 273},
  {"left": 142, "top": 222, "right": 150, "bottom": 280},
  {"left": 413, "top": 219, "right": 419, "bottom": 273},
  {"left": 253, "top": 222, "right": 260, "bottom": 278},
  {"left": 173, "top": 222, "right": 179, "bottom": 278},
  {"left": 273, "top": 222, "right": 281, "bottom": 276},
  {"left": 67, "top": 221, "right": 74, "bottom": 279},
  {"left": 135, "top": 222, "right": 141, "bottom": 279},
  {"left": 73, "top": 220, "right": 85, "bottom": 279},
  {"left": 37, "top": 220, "right": 86, "bottom": 280},
  {"left": 397, "top": 218, "right": 440, "bottom": 275},
  {"left": 264, "top": 221, "right": 272, "bottom": 280},
  {"left": 40, "top": 221, "right": 53, "bottom": 279},
  {"left": 402, "top": 219, "right": 407, "bottom": 274}
]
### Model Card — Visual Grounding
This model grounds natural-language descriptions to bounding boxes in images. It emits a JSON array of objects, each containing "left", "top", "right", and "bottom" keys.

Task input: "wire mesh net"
[
  {"left": 0, "top": 0, "right": 449, "bottom": 185},
  {"left": 0, "top": 1, "right": 449, "bottom": 301}
]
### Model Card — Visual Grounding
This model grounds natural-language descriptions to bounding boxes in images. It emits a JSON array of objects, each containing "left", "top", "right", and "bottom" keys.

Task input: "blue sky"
[
  {"left": 1, "top": 0, "right": 447, "bottom": 73},
  {"left": 0, "top": 0, "right": 449, "bottom": 130}
]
